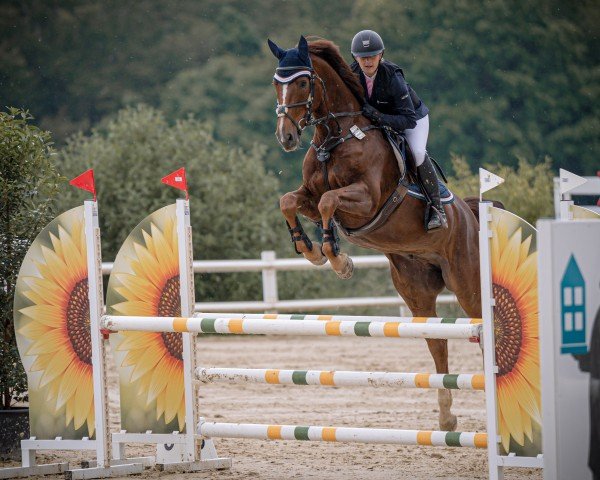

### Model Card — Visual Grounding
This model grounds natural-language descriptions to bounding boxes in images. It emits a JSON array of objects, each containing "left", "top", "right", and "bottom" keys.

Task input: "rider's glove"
[{"left": 362, "top": 103, "right": 384, "bottom": 125}]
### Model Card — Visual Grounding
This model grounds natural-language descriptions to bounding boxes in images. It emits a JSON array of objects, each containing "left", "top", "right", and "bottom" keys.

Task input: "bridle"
[
  {"left": 274, "top": 65, "right": 364, "bottom": 147},
  {"left": 274, "top": 66, "right": 321, "bottom": 135},
  {"left": 274, "top": 64, "right": 381, "bottom": 191}
]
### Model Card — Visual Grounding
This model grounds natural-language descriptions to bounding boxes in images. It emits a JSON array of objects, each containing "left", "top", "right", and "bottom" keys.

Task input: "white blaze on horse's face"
[
  {"left": 273, "top": 77, "right": 311, "bottom": 152},
  {"left": 277, "top": 83, "right": 288, "bottom": 142}
]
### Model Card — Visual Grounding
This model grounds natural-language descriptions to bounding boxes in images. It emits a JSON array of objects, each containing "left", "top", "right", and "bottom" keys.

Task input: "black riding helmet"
[{"left": 351, "top": 30, "right": 385, "bottom": 58}]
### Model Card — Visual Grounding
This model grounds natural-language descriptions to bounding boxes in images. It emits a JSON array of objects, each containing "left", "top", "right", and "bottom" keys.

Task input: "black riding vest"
[{"left": 352, "top": 60, "right": 429, "bottom": 125}]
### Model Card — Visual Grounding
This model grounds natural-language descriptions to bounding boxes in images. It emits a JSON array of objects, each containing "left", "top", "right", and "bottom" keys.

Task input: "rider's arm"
[{"left": 379, "top": 73, "right": 417, "bottom": 131}]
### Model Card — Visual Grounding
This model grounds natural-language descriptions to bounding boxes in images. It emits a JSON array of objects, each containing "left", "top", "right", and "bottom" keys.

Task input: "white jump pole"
[
  {"left": 196, "top": 367, "right": 485, "bottom": 390},
  {"left": 102, "top": 315, "right": 481, "bottom": 340},
  {"left": 199, "top": 421, "right": 487, "bottom": 449},
  {"left": 195, "top": 312, "right": 482, "bottom": 324}
]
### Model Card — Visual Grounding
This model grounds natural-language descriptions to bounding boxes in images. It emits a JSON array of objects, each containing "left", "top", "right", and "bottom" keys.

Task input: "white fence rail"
[{"left": 102, "top": 251, "right": 458, "bottom": 314}]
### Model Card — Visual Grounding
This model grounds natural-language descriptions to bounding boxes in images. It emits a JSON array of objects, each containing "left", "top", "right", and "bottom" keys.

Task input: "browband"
[{"left": 273, "top": 69, "right": 312, "bottom": 83}]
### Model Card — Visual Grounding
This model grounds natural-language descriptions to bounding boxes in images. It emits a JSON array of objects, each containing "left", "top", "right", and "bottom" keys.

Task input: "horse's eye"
[{"left": 299, "top": 80, "right": 308, "bottom": 88}]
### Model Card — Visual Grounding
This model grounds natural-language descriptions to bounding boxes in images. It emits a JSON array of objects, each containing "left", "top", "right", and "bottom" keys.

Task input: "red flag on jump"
[
  {"left": 69, "top": 169, "right": 96, "bottom": 201},
  {"left": 161, "top": 167, "right": 189, "bottom": 199}
]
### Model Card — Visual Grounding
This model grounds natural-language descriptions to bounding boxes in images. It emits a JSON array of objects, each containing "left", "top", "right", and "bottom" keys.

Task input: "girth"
[{"left": 334, "top": 181, "right": 410, "bottom": 238}]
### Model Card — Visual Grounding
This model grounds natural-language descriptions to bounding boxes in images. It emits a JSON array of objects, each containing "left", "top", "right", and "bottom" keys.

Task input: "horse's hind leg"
[
  {"left": 387, "top": 254, "right": 458, "bottom": 432},
  {"left": 280, "top": 187, "right": 326, "bottom": 265}
]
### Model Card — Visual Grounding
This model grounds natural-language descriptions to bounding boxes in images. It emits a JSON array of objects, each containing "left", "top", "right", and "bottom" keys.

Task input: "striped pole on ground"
[
  {"left": 196, "top": 367, "right": 485, "bottom": 390},
  {"left": 102, "top": 316, "right": 481, "bottom": 340},
  {"left": 198, "top": 422, "right": 487, "bottom": 448},
  {"left": 195, "top": 312, "right": 482, "bottom": 325}
]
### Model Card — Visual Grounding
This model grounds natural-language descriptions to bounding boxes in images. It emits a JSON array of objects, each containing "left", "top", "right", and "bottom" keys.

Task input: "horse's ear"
[
  {"left": 298, "top": 35, "right": 309, "bottom": 62},
  {"left": 268, "top": 39, "right": 286, "bottom": 60}
]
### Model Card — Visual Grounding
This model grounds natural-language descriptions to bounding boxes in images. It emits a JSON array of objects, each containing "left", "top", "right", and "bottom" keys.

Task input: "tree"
[
  {"left": 0, "top": 108, "right": 62, "bottom": 408},
  {"left": 54, "top": 104, "right": 286, "bottom": 302}
]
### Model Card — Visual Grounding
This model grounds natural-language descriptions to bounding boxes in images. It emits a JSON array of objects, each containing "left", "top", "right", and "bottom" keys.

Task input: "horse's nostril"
[{"left": 286, "top": 133, "right": 294, "bottom": 143}]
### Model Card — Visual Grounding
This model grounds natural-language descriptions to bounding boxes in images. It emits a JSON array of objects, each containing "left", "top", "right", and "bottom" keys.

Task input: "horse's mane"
[{"left": 308, "top": 39, "right": 365, "bottom": 105}]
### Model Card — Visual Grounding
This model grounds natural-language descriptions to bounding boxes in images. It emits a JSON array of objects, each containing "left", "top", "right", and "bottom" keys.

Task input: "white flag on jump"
[
  {"left": 479, "top": 168, "right": 504, "bottom": 197},
  {"left": 559, "top": 168, "right": 587, "bottom": 195}
]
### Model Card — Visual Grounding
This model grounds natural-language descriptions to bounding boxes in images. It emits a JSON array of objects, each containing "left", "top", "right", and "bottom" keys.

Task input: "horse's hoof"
[
  {"left": 306, "top": 243, "right": 327, "bottom": 266},
  {"left": 335, "top": 254, "right": 354, "bottom": 280},
  {"left": 440, "top": 414, "right": 458, "bottom": 432},
  {"left": 311, "top": 255, "right": 328, "bottom": 266}
]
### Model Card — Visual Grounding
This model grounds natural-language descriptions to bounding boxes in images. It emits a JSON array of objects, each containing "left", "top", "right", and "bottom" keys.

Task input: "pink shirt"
[{"left": 364, "top": 73, "right": 376, "bottom": 98}]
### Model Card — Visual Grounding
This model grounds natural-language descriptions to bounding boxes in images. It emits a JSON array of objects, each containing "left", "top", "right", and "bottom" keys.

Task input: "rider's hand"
[{"left": 362, "top": 103, "right": 384, "bottom": 125}]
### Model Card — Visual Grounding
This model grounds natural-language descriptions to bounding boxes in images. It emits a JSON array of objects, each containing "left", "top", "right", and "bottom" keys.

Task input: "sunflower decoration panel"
[
  {"left": 571, "top": 205, "right": 600, "bottom": 220},
  {"left": 490, "top": 206, "right": 541, "bottom": 457},
  {"left": 13, "top": 206, "right": 95, "bottom": 439},
  {"left": 106, "top": 204, "right": 186, "bottom": 434}
]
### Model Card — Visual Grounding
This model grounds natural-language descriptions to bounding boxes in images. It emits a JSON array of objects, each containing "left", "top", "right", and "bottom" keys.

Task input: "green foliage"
[
  {"left": 2, "top": 0, "right": 597, "bottom": 191},
  {"left": 447, "top": 154, "right": 554, "bottom": 225},
  {"left": 55, "top": 104, "right": 283, "bottom": 302},
  {"left": 0, "top": 107, "right": 62, "bottom": 408}
]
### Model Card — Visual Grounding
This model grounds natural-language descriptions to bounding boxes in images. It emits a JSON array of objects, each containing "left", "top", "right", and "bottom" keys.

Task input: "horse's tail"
[{"left": 463, "top": 196, "right": 505, "bottom": 223}]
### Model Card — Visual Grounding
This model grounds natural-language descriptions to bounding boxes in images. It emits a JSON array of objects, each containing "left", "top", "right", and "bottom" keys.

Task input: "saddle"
[
  {"left": 382, "top": 127, "right": 415, "bottom": 182},
  {"left": 382, "top": 127, "right": 448, "bottom": 188}
]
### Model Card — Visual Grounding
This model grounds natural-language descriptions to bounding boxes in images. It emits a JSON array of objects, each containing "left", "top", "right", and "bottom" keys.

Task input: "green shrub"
[{"left": 0, "top": 108, "right": 62, "bottom": 408}]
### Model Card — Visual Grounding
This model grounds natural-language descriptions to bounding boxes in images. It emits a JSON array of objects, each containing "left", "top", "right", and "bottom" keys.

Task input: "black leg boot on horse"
[{"left": 417, "top": 154, "right": 448, "bottom": 231}]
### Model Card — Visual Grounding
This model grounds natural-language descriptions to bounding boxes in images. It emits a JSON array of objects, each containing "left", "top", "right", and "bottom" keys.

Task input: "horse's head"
[{"left": 268, "top": 36, "right": 320, "bottom": 152}]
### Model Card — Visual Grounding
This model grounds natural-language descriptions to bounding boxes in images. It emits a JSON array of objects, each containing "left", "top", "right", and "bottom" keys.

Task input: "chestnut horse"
[{"left": 270, "top": 37, "right": 482, "bottom": 432}]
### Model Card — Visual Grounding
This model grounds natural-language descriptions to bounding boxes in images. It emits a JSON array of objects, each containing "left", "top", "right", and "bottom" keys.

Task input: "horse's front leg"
[
  {"left": 280, "top": 186, "right": 327, "bottom": 266},
  {"left": 317, "top": 182, "right": 373, "bottom": 279}
]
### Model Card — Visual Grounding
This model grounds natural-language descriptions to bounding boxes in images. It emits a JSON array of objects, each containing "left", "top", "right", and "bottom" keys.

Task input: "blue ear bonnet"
[{"left": 268, "top": 36, "right": 313, "bottom": 83}]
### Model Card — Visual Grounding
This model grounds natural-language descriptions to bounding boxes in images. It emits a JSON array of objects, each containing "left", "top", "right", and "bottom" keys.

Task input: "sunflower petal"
[
  {"left": 164, "top": 366, "right": 184, "bottom": 424},
  {"left": 73, "top": 365, "right": 94, "bottom": 430},
  {"left": 130, "top": 346, "right": 166, "bottom": 382},
  {"left": 39, "top": 349, "right": 72, "bottom": 388},
  {"left": 498, "top": 379, "right": 525, "bottom": 446}
]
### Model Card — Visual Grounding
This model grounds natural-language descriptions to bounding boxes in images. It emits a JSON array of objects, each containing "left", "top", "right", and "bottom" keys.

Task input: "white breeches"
[{"left": 404, "top": 114, "right": 429, "bottom": 167}]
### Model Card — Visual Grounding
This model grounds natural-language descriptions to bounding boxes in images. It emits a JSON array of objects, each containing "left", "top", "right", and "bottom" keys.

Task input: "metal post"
[
  {"left": 85, "top": 200, "right": 111, "bottom": 469},
  {"left": 559, "top": 200, "right": 574, "bottom": 221},
  {"left": 176, "top": 199, "right": 197, "bottom": 463},
  {"left": 261, "top": 251, "right": 279, "bottom": 313},
  {"left": 479, "top": 201, "right": 502, "bottom": 480}
]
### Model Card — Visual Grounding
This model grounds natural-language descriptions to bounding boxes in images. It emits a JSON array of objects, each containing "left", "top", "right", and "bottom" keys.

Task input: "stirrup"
[{"left": 425, "top": 206, "right": 448, "bottom": 232}]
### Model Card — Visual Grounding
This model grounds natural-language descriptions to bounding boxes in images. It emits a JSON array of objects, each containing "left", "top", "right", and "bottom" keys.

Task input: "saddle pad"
[{"left": 407, "top": 181, "right": 455, "bottom": 205}]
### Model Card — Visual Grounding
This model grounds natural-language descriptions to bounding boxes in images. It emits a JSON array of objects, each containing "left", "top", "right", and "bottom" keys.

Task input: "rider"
[{"left": 350, "top": 30, "right": 447, "bottom": 231}]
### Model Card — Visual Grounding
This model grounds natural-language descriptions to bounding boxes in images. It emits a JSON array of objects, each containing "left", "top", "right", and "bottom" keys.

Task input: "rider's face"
[{"left": 356, "top": 53, "right": 382, "bottom": 77}]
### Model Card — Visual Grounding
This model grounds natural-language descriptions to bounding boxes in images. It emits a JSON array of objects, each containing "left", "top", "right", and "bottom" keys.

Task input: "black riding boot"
[{"left": 417, "top": 155, "right": 448, "bottom": 231}]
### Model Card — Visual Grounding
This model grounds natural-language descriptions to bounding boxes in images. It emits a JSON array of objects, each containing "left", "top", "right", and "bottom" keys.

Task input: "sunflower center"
[
  {"left": 493, "top": 284, "right": 522, "bottom": 376},
  {"left": 66, "top": 279, "right": 92, "bottom": 365},
  {"left": 158, "top": 276, "right": 183, "bottom": 361}
]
